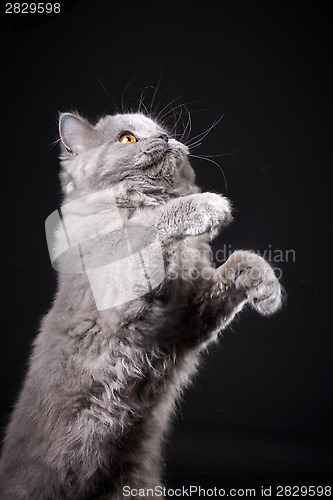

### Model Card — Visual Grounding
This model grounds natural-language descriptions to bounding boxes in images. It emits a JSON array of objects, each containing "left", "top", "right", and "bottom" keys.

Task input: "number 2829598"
[{"left": 5, "top": 3, "right": 61, "bottom": 13}]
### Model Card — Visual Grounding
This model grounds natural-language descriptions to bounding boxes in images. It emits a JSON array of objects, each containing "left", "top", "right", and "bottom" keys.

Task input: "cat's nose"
[{"left": 158, "top": 133, "right": 169, "bottom": 142}]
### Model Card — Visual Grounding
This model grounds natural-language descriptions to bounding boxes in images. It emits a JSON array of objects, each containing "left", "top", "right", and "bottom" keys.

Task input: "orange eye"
[{"left": 119, "top": 133, "right": 138, "bottom": 144}]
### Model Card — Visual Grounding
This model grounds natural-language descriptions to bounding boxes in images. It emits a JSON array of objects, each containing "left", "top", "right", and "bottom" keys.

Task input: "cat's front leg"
[
  {"left": 216, "top": 250, "right": 282, "bottom": 315},
  {"left": 154, "top": 192, "right": 232, "bottom": 242},
  {"left": 191, "top": 251, "right": 282, "bottom": 341}
]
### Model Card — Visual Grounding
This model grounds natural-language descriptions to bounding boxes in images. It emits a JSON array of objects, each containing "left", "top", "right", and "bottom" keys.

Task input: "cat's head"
[{"left": 58, "top": 112, "right": 197, "bottom": 202}]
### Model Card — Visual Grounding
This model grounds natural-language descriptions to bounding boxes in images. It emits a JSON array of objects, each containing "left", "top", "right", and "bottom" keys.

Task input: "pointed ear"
[{"left": 59, "top": 113, "right": 96, "bottom": 155}]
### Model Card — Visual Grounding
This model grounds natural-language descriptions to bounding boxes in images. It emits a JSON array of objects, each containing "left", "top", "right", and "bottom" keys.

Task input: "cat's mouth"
[{"left": 140, "top": 138, "right": 188, "bottom": 169}]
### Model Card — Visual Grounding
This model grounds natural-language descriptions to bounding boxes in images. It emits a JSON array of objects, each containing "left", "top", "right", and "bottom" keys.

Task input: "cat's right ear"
[{"left": 59, "top": 113, "right": 96, "bottom": 156}]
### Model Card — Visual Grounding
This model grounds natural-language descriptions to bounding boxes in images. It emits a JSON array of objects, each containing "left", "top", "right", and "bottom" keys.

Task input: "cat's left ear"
[{"left": 59, "top": 113, "right": 96, "bottom": 155}]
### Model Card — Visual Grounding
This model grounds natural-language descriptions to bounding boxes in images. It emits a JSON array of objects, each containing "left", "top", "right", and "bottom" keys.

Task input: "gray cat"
[{"left": 0, "top": 111, "right": 282, "bottom": 499}]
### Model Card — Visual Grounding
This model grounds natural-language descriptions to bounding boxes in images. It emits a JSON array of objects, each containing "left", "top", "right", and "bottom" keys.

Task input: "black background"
[{"left": 1, "top": 0, "right": 331, "bottom": 492}]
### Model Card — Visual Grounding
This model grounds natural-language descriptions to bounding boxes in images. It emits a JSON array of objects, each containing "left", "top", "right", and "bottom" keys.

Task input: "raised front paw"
[
  {"left": 184, "top": 192, "right": 233, "bottom": 237},
  {"left": 221, "top": 250, "right": 282, "bottom": 315}
]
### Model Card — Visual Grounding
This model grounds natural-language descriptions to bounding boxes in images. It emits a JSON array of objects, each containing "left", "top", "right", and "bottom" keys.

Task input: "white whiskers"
[
  {"left": 189, "top": 153, "right": 228, "bottom": 195},
  {"left": 185, "top": 112, "right": 225, "bottom": 150}
]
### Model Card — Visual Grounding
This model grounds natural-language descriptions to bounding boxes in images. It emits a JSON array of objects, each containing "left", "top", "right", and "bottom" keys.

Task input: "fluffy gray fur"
[{"left": 0, "top": 111, "right": 282, "bottom": 499}]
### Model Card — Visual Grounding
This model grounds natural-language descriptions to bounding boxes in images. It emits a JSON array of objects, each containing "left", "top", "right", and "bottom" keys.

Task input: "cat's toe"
[
  {"left": 221, "top": 250, "right": 283, "bottom": 316},
  {"left": 203, "top": 193, "right": 233, "bottom": 227},
  {"left": 247, "top": 278, "right": 283, "bottom": 315},
  {"left": 185, "top": 193, "right": 233, "bottom": 237}
]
